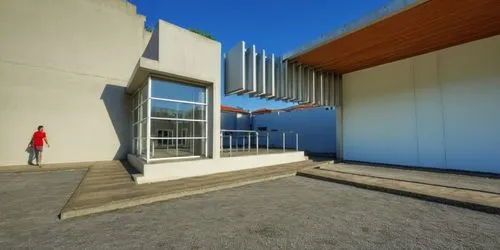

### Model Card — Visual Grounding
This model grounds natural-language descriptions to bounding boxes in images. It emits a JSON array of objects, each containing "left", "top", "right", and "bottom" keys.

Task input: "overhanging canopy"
[{"left": 286, "top": 0, "right": 500, "bottom": 73}]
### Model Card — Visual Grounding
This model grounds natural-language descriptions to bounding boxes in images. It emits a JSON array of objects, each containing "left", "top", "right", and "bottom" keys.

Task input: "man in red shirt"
[{"left": 29, "top": 125, "right": 50, "bottom": 167}]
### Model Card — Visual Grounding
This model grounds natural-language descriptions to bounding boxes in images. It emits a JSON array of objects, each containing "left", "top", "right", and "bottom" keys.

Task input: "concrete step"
[
  {"left": 59, "top": 160, "right": 326, "bottom": 220},
  {"left": 297, "top": 168, "right": 500, "bottom": 214}
]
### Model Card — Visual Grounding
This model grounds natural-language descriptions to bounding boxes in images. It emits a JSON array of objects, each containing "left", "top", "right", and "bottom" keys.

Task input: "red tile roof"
[
  {"left": 251, "top": 104, "right": 320, "bottom": 115},
  {"left": 283, "top": 104, "right": 319, "bottom": 112},
  {"left": 251, "top": 108, "right": 276, "bottom": 115},
  {"left": 221, "top": 105, "right": 249, "bottom": 114}
]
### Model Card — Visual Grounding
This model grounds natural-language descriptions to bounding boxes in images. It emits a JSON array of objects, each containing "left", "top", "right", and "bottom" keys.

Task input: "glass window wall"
[{"left": 132, "top": 77, "right": 207, "bottom": 161}]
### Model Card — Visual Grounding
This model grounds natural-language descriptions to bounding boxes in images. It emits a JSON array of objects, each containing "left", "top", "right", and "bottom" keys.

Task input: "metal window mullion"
[
  {"left": 134, "top": 98, "right": 148, "bottom": 111},
  {"left": 150, "top": 117, "right": 207, "bottom": 122},
  {"left": 133, "top": 117, "right": 148, "bottom": 126},
  {"left": 150, "top": 96, "right": 207, "bottom": 106},
  {"left": 146, "top": 77, "right": 152, "bottom": 162},
  {"left": 138, "top": 94, "right": 143, "bottom": 156},
  {"left": 204, "top": 88, "right": 208, "bottom": 157},
  {"left": 150, "top": 137, "right": 207, "bottom": 140},
  {"left": 192, "top": 107, "right": 195, "bottom": 155},
  {"left": 131, "top": 108, "right": 135, "bottom": 155},
  {"left": 176, "top": 104, "right": 179, "bottom": 157}
]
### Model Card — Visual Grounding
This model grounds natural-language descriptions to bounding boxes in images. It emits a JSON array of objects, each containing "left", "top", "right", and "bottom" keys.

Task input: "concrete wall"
[
  {"left": 252, "top": 107, "right": 336, "bottom": 153},
  {"left": 342, "top": 35, "right": 500, "bottom": 173},
  {"left": 131, "top": 151, "right": 308, "bottom": 183},
  {"left": 221, "top": 112, "right": 251, "bottom": 130},
  {"left": 0, "top": 0, "right": 151, "bottom": 166},
  {"left": 221, "top": 112, "right": 251, "bottom": 148},
  {"left": 221, "top": 112, "right": 237, "bottom": 130}
]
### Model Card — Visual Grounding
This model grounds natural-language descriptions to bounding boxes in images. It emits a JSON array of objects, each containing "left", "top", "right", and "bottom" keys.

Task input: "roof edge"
[{"left": 283, "top": 0, "right": 427, "bottom": 60}]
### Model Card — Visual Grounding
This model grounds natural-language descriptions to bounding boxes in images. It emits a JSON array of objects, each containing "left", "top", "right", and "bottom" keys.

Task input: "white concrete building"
[
  {"left": 1, "top": 0, "right": 151, "bottom": 166},
  {"left": 225, "top": 0, "right": 500, "bottom": 174},
  {"left": 2, "top": 0, "right": 499, "bottom": 181},
  {"left": 252, "top": 106, "right": 336, "bottom": 155},
  {"left": 221, "top": 105, "right": 251, "bottom": 131},
  {"left": 220, "top": 105, "right": 336, "bottom": 155},
  {"left": 0, "top": 0, "right": 308, "bottom": 183}
]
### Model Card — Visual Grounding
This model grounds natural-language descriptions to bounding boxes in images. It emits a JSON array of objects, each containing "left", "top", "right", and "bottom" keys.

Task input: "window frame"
[{"left": 132, "top": 76, "right": 208, "bottom": 162}]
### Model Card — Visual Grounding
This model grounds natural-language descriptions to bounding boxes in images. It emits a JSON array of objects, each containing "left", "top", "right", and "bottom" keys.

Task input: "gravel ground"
[{"left": 1, "top": 170, "right": 499, "bottom": 249}]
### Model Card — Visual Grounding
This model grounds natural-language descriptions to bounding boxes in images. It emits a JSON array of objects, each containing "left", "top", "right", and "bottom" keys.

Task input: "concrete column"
[{"left": 209, "top": 82, "right": 221, "bottom": 159}]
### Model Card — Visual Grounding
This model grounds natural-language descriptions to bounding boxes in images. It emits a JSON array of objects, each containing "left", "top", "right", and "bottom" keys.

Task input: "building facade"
[
  {"left": 0, "top": 0, "right": 222, "bottom": 167},
  {"left": 3, "top": 0, "right": 499, "bottom": 177},
  {"left": 224, "top": 0, "right": 500, "bottom": 174},
  {"left": 0, "top": 0, "right": 151, "bottom": 166}
]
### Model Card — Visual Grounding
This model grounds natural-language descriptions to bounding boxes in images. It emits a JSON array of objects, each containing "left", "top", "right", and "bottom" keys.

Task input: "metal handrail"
[
  {"left": 220, "top": 129, "right": 299, "bottom": 156},
  {"left": 220, "top": 129, "right": 259, "bottom": 156},
  {"left": 221, "top": 129, "right": 257, "bottom": 133}
]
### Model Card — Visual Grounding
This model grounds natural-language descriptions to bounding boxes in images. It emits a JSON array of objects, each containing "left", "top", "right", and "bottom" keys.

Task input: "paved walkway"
[
  {"left": 0, "top": 161, "right": 94, "bottom": 173},
  {"left": 3, "top": 172, "right": 499, "bottom": 249},
  {"left": 60, "top": 160, "right": 326, "bottom": 219},
  {"left": 298, "top": 163, "right": 500, "bottom": 214}
]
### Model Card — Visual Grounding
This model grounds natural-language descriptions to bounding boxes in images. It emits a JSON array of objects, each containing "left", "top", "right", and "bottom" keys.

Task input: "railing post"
[
  {"left": 282, "top": 132, "right": 286, "bottom": 152},
  {"left": 256, "top": 132, "right": 259, "bottom": 154},
  {"left": 242, "top": 136, "right": 245, "bottom": 151},
  {"left": 296, "top": 133, "right": 299, "bottom": 151},
  {"left": 229, "top": 134, "right": 232, "bottom": 156},
  {"left": 248, "top": 133, "right": 251, "bottom": 152},
  {"left": 266, "top": 132, "right": 269, "bottom": 152}
]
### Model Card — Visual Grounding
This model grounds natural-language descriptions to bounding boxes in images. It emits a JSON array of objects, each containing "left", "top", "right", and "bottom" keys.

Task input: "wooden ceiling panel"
[{"left": 292, "top": 0, "right": 500, "bottom": 73}]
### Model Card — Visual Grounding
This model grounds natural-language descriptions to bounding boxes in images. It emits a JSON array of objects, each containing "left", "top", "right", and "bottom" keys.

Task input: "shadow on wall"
[
  {"left": 26, "top": 143, "right": 35, "bottom": 165},
  {"left": 101, "top": 84, "right": 131, "bottom": 160}
]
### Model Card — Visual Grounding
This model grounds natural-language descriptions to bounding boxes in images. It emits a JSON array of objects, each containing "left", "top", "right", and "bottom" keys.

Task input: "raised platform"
[
  {"left": 297, "top": 163, "right": 500, "bottom": 214},
  {"left": 60, "top": 159, "right": 323, "bottom": 219},
  {"left": 128, "top": 151, "right": 308, "bottom": 184}
]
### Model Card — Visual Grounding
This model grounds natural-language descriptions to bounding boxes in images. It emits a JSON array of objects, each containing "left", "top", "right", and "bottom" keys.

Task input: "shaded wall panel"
[
  {"left": 265, "top": 54, "right": 275, "bottom": 97},
  {"left": 343, "top": 35, "right": 500, "bottom": 173},
  {"left": 413, "top": 53, "right": 446, "bottom": 168},
  {"left": 439, "top": 35, "right": 500, "bottom": 173},
  {"left": 225, "top": 41, "right": 246, "bottom": 94},
  {"left": 343, "top": 59, "right": 418, "bottom": 166},
  {"left": 256, "top": 50, "right": 266, "bottom": 95},
  {"left": 245, "top": 45, "right": 256, "bottom": 93}
]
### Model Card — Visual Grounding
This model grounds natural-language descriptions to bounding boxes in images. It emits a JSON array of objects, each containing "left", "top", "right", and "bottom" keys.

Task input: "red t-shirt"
[{"left": 33, "top": 131, "right": 46, "bottom": 147}]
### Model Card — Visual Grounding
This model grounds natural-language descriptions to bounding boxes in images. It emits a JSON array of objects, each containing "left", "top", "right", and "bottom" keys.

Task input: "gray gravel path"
[{"left": 1, "top": 170, "right": 499, "bottom": 249}]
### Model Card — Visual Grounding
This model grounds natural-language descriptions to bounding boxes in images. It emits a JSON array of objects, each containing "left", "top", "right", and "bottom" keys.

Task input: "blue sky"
[{"left": 128, "top": 0, "right": 391, "bottom": 111}]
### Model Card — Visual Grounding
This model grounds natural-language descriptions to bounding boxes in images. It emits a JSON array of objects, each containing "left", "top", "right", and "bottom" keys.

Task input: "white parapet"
[{"left": 129, "top": 151, "right": 308, "bottom": 184}]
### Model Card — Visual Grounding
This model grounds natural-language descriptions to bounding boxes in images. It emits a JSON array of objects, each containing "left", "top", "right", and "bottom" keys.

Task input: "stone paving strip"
[
  {"left": 297, "top": 164, "right": 500, "bottom": 214},
  {"left": 59, "top": 160, "right": 326, "bottom": 220},
  {"left": 0, "top": 162, "right": 96, "bottom": 173},
  {"left": 321, "top": 163, "right": 500, "bottom": 194}
]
